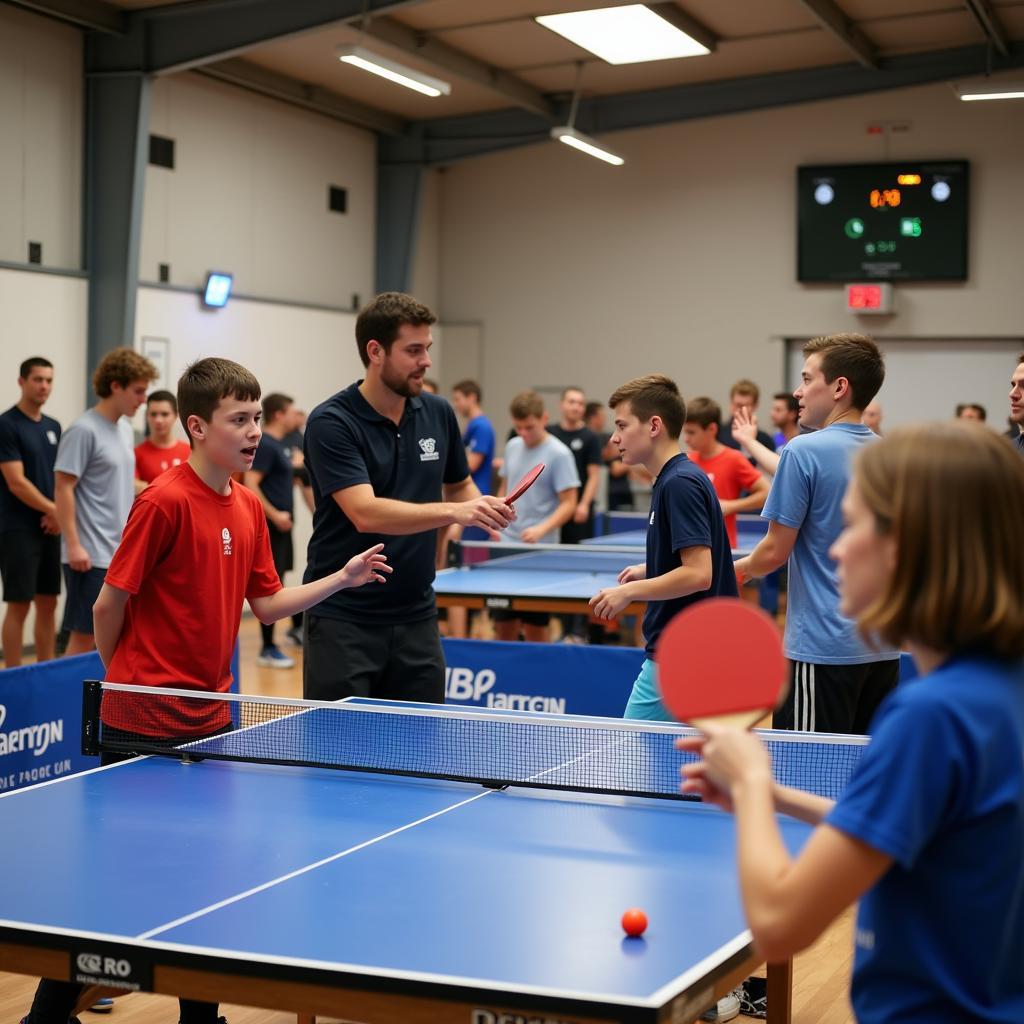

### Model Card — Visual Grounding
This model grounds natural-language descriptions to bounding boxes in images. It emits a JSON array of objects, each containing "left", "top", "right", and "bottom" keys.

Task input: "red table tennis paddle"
[
  {"left": 506, "top": 463, "right": 545, "bottom": 504},
  {"left": 655, "top": 598, "right": 787, "bottom": 730}
]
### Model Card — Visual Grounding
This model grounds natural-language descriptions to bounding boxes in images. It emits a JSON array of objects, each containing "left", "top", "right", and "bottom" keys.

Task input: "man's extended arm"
[{"left": 334, "top": 481, "right": 512, "bottom": 536}]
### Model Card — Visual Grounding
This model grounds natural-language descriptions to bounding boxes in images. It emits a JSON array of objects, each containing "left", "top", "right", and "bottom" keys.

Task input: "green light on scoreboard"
[
  {"left": 844, "top": 218, "right": 865, "bottom": 239},
  {"left": 900, "top": 217, "right": 922, "bottom": 237}
]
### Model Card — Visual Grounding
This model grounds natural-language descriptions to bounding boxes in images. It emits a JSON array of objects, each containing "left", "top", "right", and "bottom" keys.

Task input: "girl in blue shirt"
[{"left": 679, "top": 421, "right": 1024, "bottom": 1023}]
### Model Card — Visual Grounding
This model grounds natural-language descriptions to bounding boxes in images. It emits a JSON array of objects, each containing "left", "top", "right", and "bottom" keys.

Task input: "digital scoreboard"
[{"left": 797, "top": 161, "right": 968, "bottom": 282}]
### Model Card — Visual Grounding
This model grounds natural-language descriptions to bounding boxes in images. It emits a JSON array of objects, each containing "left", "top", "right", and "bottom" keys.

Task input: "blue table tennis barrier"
[
  {"left": 0, "top": 646, "right": 240, "bottom": 794},
  {"left": 442, "top": 637, "right": 640, "bottom": 717}
]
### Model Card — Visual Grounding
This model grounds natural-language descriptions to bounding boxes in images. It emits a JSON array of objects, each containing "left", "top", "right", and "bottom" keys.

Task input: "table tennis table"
[
  {"left": 0, "top": 684, "right": 866, "bottom": 1024},
  {"left": 435, "top": 543, "right": 648, "bottom": 625}
]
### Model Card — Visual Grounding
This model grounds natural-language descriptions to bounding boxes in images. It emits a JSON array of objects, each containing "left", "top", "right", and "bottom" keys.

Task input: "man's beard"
[{"left": 381, "top": 363, "right": 422, "bottom": 398}]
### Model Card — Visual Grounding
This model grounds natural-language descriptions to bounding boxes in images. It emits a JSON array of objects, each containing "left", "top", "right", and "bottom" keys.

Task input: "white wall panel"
[
  {"left": 0, "top": 6, "right": 82, "bottom": 269},
  {"left": 140, "top": 74, "right": 376, "bottom": 309}
]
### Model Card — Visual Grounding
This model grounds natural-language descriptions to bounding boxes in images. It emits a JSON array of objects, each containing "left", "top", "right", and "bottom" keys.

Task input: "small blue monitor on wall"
[{"left": 202, "top": 272, "right": 233, "bottom": 308}]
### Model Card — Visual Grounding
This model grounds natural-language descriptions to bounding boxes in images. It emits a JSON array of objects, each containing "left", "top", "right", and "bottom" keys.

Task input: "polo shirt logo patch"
[
  {"left": 46, "top": 430, "right": 58, "bottom": 445},
  {"left": 418, "top": 437, "right": 440, "bottom": 462},
  {"left": 221, "top": 527, "right": 233, "bottom": 556}
]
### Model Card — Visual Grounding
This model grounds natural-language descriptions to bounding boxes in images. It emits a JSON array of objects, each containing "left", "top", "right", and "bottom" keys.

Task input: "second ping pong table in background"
[
  {"left": 435, "top": 542, "right": 647, "bottom": 625},
  {"left": 0, "top": 684, "right": 868, "bottom": 1024}
]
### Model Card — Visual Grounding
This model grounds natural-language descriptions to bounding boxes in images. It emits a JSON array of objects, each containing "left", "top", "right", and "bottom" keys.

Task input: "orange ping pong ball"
[{"left": 621, "top": 908, "right": 648, "bottom": 937}]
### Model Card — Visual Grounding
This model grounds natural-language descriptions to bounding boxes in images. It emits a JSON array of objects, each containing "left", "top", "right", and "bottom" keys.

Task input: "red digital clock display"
[{"left": 869, "top": 188, "right": 901, "bottom": 208}]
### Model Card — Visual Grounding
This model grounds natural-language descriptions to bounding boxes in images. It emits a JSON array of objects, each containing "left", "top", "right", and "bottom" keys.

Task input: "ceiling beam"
[
  {"left": 647, "top": 3, "right": 718, "bottom": 54},
  {"left": 381, "top": 41, "right": 1024, "bottom": 167},
  {"left": 86, "top": 0, "right": 423, "bottom": 77},
  {"left": 795, "top": 0, "right": 877, "bottom": 69},
  {"left": 361, "top": 15, "right": 556, "bottom": 118},
  {"left": 197, "top": 58, "right": 407, "bottom": 135},
  {"left": 5, "top": 0, "right": 125, "bottom": 33},
  {"left": 964, "top": 0, "right": 1009, "bottom": 57}
]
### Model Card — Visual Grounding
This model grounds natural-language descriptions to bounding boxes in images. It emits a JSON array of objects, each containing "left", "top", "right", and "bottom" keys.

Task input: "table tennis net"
[{"left": 84, "top": 681, "right": 866, "bottom": 802}]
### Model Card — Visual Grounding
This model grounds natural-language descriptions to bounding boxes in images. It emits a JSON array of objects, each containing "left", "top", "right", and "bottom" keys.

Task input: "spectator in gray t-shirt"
[
  {"left": 55, "top": 347, "right": 157, "bottom": 655},
  {"left": 493, "top": 390, "right": 579, "bottom": 642}
]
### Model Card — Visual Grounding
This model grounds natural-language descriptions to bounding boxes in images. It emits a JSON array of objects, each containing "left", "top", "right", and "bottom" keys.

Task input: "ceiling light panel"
[{"left": 536, "top": 5, "right": 710, "bottom": 65}]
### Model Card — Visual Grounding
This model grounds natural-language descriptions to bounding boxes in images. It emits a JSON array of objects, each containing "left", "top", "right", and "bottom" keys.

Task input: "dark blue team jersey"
[
  {"left": 303, "top": 383, "right": 469, "bottom": 624},
  {"left": 641, "top": 453, "right": 738, "bottom": 656},
  {"left": 0, "top": 406, "right": 61, "bottom": 532},
  {"left": 252, "top": 433, "right": 294, "bottom": 516}
]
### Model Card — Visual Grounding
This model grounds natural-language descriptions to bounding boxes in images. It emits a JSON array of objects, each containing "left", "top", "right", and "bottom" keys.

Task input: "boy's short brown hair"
[
  {"left": 730, "top": 379, "right": 760, "bottom": 404},
  {"left": 355, "top": 292, "right": 436, "bottom": 368},
  {"left": 262, "top": 392, "right": 294, "bottom": 422},
  {"left": 146, "top": 389, "right": 178, "bottom": 413},
  {"left": 684, "top": 396, "right": 721, "bottom": 431},
  {"left": 177, "top": 358, "right": 261, "bottom": 441},
  {"left": 453, "top": 379, "right": 482, "bottom": 402},
  {"left": 803, "top": 333, "right": 885, "bottom": 412},
  {"left": 608, "top": 374, "right": 685, "bottom": 440},
  {"left": 854, "top": 421, "right": 1024, "bottom": 659},
  {"left": 509, "top": 390, "right": 545, "bottom": 420},
  {"left": 92, "top": 347, "right": 158, "bottom": 398}
]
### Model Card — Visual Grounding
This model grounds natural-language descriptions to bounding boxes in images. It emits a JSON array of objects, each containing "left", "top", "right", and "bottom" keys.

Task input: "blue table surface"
[
  {"left": 435, "top": 548, "right": 635, "bottom": 600},
  {"left": 0, "top": 716, "right": 814, "bottom": 1006}
]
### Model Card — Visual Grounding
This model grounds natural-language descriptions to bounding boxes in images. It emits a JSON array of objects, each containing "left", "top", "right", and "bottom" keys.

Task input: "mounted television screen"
[{"left": 797, "top": 161, "right": 968, "bottom": 282}]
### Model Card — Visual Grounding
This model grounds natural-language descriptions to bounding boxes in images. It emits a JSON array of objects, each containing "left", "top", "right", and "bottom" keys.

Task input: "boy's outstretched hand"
[{"left": 340, "top": 543, "right": 392, "bottom": 588}]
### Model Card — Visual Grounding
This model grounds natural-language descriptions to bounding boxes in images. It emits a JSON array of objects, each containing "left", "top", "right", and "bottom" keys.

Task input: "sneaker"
[
  {"left": 739, "top": 977, "right": 767, "bottom": 1019},
  {"left": 88, "top": 1000, "right": 115, "bottom": 1013},
  {"left": 699, "top": 988, "right": 740, "bottom": 1022},
  {"left": 256, "top": 645, "right": 295, "bottom": 669},
  {"left": 286, "top": 626, "right": 303, "bottom": 648}
]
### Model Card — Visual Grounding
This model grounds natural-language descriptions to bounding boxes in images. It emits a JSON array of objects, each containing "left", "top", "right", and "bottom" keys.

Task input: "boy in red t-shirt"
[
  {"left": 20, "top": 357, "right": 391, "bottom": 1024},
  {"left": 134, "top": 389, "right": 192, "bottom": 486},
  {"left": 682, "top": 396, "right": 769, "bottom": 550}
]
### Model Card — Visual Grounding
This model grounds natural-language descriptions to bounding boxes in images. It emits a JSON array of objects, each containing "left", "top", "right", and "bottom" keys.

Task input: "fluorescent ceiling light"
[
  {"left": 337, "top": 44, "right": 451, "bottom": 97},
  {"left": 550, "top": 126, "right": 624, "bottom": 166},
  {"left": 536, "top": 5, "right": 710, "bottom": 65},
  {"left": 952, "top": 79, "right": 1024, "bottom": 101}
]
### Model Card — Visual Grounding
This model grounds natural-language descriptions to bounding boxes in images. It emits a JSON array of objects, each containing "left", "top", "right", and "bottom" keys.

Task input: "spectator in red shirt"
[
  {"left": 134, "top": 389, "right": 191, "bottom": 486},
  {"left": 683, "top": 396, "right": 769, "bottom": 550}
]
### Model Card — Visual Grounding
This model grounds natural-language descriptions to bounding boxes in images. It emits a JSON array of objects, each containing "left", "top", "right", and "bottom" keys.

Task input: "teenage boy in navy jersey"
[
  {"left": 21, "top": 357, "right": 389, "bottom": 1024},
  {"left": 589, "top": 374, "right": 737, "bottom": 721}
]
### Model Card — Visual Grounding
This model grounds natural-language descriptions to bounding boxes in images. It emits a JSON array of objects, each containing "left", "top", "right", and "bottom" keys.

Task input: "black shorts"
[
  {"left": 490, "top": 609, "right": 551, "bottom": 627},
  {"left": 773, "top": 659, "right": 900, "bottom": 734},
  {"left": 0, "top": 530, "right": 61, "bottom": 603},
  {"left": 61, "top": 565, "right": 107, "bottom": 634},
  {"left": 303, "top": 614, "right": 445, "bottom": 703},
  {"left": 267, "top": 524, "right": 294, "bottom": 577}
]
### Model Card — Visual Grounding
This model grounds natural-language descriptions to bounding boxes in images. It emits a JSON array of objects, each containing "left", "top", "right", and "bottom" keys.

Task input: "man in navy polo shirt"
[
  {"left": 0, "top": 357, "right": 62, "bottom": 666},
  {"left": 302, "top": 292, "right": 514, "bottom": 702}
]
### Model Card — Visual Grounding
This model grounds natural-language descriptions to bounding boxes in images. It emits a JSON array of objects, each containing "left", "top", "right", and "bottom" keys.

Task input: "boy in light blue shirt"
[
  {"left": 735, "top": 333, "right": 900, "bottom": 733},
  {"left": 494, "top": 390, "right": 579, "bottom": 641}
]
